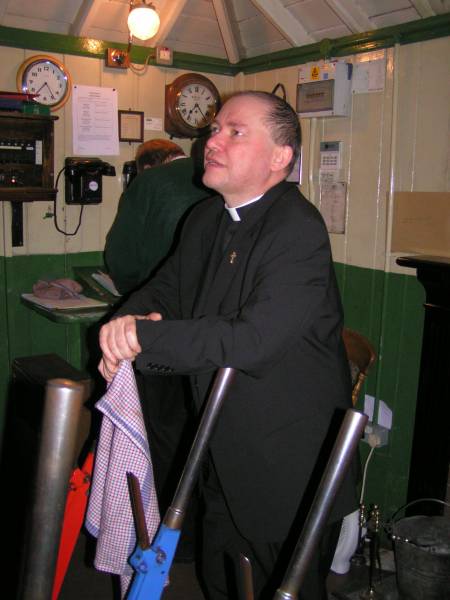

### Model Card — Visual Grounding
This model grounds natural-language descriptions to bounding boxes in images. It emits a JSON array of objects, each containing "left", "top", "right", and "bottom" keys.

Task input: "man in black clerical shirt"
[{"left": 98, "top": 92, "right": 355, "bottom": 600}]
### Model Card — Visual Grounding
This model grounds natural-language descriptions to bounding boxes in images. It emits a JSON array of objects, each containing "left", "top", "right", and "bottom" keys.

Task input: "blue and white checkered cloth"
[{"left": 85, "top": 360, "right": 160, "bottom": 595}]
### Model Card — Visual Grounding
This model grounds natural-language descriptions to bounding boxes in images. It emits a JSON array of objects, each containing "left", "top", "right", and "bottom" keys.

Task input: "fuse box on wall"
[{"left": 297, "top": 61, "right": 353, "bottom": 118}]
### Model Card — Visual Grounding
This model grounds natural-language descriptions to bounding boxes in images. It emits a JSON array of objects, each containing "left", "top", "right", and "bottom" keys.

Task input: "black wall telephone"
[{"left": 64, "top": 157, "right": 115, "bottom": 204}]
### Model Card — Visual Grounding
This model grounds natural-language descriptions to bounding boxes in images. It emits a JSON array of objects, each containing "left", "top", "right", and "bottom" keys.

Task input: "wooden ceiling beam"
[
  {"left": 410, "top": 0, "right": 435, "bottom": 18},
  {"left": 251, "top": 0, "right": 315, "bottom": 46},
  {"left": 0, "top": 0, "right": 8, "bottom": 20},
  {"left": 428, "top": 0, "right": 450, "bottom": 12},
  {"left": 70, "top": 0, "right": 97, "bottom": 38},
  {"left": 325, "top": 0, "right": 373, "bottom": 33},
  {"left": 151, "top": 0, "right": 189, "bottom": 46},
  {"left": 212, "top": 0, "right": 241, "bottom": 64}
]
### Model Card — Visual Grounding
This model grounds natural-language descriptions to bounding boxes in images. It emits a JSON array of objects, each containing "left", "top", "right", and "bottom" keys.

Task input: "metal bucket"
[{"left": 389, "top": 500, "right": 450, "bottom": 599}]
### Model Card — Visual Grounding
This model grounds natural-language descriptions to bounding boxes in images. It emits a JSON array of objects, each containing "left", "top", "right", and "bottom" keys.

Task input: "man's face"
[{"left": 203, "top": 95, "right": 290, "bottom": 207}]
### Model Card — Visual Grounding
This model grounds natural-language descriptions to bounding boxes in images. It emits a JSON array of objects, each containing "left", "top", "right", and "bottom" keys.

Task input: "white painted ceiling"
[{"left": 1, "top": 0, "right": 449, "bottom": 62}]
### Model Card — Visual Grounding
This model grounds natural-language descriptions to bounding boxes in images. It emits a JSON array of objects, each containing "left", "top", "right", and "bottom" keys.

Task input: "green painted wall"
[
  {"left": 0, "top": 253, "right": 425, "bottom": 520},
  {"left": 0, "top": 251, "right": 104, "bottom": 445},
  {"left": 335, "top": 262, "right": 425, "bottom": 519}
]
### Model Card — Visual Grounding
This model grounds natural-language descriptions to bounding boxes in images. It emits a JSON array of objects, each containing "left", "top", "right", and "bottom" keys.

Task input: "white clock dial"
[
  {"left": 176, "top": 84, "right": 219, "bottom": 128},
  {"left": 165, "top": 73, "right": 220, "bottom": 138},
  {"left": 17, "top": 55, "right": 71, "bottom": 111}
]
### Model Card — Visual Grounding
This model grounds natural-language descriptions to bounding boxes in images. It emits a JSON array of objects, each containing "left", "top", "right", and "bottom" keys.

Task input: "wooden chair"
[{"left": 342, "top": 327, "right": 376, "bottom": 406}]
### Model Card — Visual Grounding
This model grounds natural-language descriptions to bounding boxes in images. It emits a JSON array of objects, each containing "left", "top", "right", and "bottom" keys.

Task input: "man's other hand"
[
  {"left": 98, "top": 313, "right": 163, "bottom": 381},
  {"left": 98, "top": 315, "right": 142, "bottom": 380},
  {"left": 98, "top": 355, "right": 120, "bottom": 382},
  {"left": 141, "top": 312, "right": 162, "bottom": 322}
]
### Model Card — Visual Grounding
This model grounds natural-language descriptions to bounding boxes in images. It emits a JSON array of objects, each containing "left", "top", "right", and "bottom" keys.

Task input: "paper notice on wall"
[
  {"left": 319, "top": 182, "right": 347, "bottom": 234},
  {"left": 352, "top": 58, "right": 386, "bottom": 93},
  {"left": 319, "top": 170, "right": 338, "bottom": 185},
  {"left": 72, "top": 85, "right": 119, "bottom": 155},
  {"left": 144, "top": 117, "right": 163, "bottom": 131}
]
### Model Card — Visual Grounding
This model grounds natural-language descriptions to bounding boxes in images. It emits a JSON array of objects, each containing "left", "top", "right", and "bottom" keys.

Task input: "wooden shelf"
[{"left": 0, "top": 187, "right": 57, "bottom": 202}]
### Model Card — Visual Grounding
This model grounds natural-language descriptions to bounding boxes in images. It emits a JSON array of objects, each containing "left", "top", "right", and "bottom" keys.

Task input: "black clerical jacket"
[{"left": 115, "top": 180, "right": 357, "bottom": 542}]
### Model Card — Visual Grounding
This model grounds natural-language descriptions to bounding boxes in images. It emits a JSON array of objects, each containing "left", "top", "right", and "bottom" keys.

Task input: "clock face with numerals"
[
  {"left": 165, "top": 73, "right": 220, "bottom": 138},
  {"left": 176, "top": 82, "right": 218, "bottom": 128},
  {"left": 17, "top": 55, "right": 72, "bottom": 111}
]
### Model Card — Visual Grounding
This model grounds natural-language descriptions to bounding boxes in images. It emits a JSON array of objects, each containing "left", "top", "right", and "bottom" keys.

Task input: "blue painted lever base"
[{"left": 127, "top": 525, "right": 181, "bottom": 600}]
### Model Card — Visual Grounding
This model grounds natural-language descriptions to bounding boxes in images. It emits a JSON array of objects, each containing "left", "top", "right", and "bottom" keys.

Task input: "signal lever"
[
  {"left": 239, "top": 409, "right": 368, "bottom": 600},
  {"left": 127, "top": 367, "right": 236, "bottom": 600}
]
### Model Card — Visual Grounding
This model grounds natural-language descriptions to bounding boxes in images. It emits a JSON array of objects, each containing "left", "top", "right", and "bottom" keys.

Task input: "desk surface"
[
  {"left": 21, "top": 265, "right": 119, "bottom": 324},
  {"left": 21, "top": 295, "right": 110, "bottom": 324}
]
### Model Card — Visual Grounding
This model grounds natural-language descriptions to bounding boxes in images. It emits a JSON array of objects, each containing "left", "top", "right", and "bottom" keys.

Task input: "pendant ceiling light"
[
  {"left": 127, "top": 1, "right": 160, "bottom": 41},
  {"left": 105, "top": 0, "right": 162, "bottom": 71}
]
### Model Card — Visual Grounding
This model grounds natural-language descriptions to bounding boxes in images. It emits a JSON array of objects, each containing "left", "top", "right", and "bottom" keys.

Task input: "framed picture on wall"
[{"left": 118, "top": 110, "right": 144, "bottom": 142}]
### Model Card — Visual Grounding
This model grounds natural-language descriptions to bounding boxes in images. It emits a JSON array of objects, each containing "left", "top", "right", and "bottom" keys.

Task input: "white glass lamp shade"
[{"left": 127, "top": 3, "right": 160, "bottom": 40}]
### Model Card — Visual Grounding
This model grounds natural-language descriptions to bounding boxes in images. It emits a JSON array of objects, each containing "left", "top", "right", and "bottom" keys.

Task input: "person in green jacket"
[
  {"left": 105, "top": 138, "right": 211, "bottom": 295},
  {"left": 104, "top": 137, "right": 212, "bottom": 562}
]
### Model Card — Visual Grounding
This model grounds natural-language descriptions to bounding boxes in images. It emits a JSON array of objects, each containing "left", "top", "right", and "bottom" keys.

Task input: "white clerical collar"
[{"left": 224, "top": 194, "right": 264, "bottom": 222}]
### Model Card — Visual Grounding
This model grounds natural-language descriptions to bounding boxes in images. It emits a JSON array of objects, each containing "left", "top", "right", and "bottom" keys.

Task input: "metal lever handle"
[
  {"left": 239, "top": 553, "right": 255, "bottom": 600},
  {"left": 274, "top": 408, "right": 368, "bottom": 599},
  {"left": 164, "top": 367, "right": 236, "bottom": 530},
  {"left": 126, "top": 367, "right": 237, "bottom": 600},
  {"left": 127, "top": 472, "right": 151, "bottom": 550},
  {"left": 21, "top": 378, "right": 86, "bottom": 600}
]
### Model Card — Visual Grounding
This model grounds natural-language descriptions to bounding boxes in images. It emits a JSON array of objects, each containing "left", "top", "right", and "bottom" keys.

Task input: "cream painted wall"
[
  {"left": 243, "top": 52, "right": 393, "bottom": 272},
  {"left": 243, "top": 37, "right": 450, "bottom": 275},
  {"left": 0, "top": 37, "right": 449, "bottom": 273},
  {"left": 389, "top": 37, "right": 450, "bottom": 274},
  {"left": 0, "top": 47, "right": 235, "bottom": 258}
]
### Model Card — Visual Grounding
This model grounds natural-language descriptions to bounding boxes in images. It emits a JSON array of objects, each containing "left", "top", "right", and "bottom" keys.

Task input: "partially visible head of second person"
[{"left": 135, "top": 139, "right": 185, "bottom": 173}]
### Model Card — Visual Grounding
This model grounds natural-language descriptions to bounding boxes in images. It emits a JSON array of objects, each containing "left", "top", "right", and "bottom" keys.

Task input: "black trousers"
[
  {"left": 137, "top": 373, "right": 199, "bottom": 559},
  {"left": 201, "top": 458, "right": 342, "bottom": 600}
]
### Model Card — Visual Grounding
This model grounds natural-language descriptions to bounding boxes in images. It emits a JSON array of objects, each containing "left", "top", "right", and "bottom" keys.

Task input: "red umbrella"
[{"left": 52, "top": 451, "right": 94, "bottom": 600}]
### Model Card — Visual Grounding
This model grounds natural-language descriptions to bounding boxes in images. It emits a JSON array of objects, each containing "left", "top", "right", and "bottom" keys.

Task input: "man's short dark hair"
[
  {"left": 233, "top": 91, "right": 301, "bottom": 174},
  {"left": 135, "top": 139, "right": 185, "bottom": 173}
]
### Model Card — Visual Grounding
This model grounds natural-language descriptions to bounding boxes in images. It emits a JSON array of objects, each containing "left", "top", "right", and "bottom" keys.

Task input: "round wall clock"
[
  {"left": 16, "top": 55, "right": 72, "bottom": 111},
  {"left": 165, "top": 73, "right": 221, "bottom": 138}
]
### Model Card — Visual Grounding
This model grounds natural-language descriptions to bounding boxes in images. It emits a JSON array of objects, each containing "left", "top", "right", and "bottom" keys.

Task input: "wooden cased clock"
[
  {"left": 165, "top": 73, "right": 220, "bottom": 138},
  {"left": 17, "top": 55, "right": 72, "bottom": 111}
]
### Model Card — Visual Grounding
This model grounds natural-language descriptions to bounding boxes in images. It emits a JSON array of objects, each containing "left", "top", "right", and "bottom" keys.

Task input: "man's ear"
[{"left": 271, "top": 145, "right": 293, "bottom": 173}]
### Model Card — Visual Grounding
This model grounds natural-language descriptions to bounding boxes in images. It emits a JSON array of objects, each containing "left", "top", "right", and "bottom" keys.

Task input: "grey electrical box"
[{"left": 297, "top": 62, "right": 352, "bottom": 118}]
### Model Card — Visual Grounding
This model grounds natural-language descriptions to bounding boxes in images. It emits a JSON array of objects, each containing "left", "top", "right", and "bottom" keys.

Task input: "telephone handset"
[{"left": 122, "top": 160, "right": 137, "bottom": 191}]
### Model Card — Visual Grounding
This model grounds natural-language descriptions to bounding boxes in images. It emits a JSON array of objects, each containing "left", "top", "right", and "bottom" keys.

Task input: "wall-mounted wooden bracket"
[
  {"left": 4, "top": 191, "right": 57, "bottom": 247},
  {"left": 11, "top": 201, "right": 23, "bottom": 247}
]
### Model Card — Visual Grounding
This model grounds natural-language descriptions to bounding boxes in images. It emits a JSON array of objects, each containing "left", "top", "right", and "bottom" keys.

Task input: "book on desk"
[{"left": 72, "top": 267, "right": 122, "bottom": 306}]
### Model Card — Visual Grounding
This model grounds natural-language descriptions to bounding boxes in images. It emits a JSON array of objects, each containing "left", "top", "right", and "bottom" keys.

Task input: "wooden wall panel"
[{"left": 409, "top": 38, "right": 450, "bottom": 190}]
